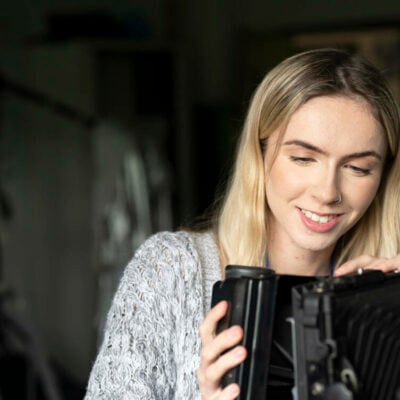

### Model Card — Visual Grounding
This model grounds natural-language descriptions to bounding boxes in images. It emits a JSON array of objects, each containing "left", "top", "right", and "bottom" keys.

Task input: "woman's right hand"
[{"left": 197, "top": 301, "right": 247, "bottom": 399}]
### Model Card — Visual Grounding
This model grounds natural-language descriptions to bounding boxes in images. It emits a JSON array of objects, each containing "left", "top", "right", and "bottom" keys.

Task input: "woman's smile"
[{"left": 298, "top": 207, "right": 343, "bottom": 233}]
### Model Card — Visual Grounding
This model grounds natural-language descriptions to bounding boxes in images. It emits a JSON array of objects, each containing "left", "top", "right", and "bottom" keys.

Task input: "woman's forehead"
[{"left": 270, "top": 95, "right": 386, "bottom": 153}]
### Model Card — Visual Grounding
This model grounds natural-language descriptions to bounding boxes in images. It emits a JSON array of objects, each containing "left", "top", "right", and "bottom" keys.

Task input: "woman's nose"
[{"left": 312, "top": 169, "right": 341, "bottom": 205}]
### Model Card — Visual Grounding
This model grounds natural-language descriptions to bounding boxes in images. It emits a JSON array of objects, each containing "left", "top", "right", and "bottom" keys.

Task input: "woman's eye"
[
  {"left": 289, "top": 156, "right": 315, "bottom": 164},
  {"left": 347, "top": 165, "right": 371, "bottom": 176}
]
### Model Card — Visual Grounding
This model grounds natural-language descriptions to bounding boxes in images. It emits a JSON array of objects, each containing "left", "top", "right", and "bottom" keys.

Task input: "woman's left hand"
[{"left": 334, "top": 254, "right": 400, "bottom": 277}]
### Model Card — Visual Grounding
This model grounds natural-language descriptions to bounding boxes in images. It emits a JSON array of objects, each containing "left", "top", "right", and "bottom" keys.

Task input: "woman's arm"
[{"left": 85, "top": 233, "right": 186, "bottom": 399}]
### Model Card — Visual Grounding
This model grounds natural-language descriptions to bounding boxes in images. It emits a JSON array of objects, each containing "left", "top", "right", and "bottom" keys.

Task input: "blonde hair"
[{"left": 216, "top": 48, "right": 400, "bottom": 268}]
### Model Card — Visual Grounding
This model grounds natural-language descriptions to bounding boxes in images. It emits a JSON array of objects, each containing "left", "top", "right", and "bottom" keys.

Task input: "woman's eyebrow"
[
  {"left": 283, "top": 140, "right": 383, "bottom": 160},
  {"left": 283, "top": 140, "right": 326, "bottom": 154},
  {"left": 342, "top": 151, "right": 383, "bottom": 161}
]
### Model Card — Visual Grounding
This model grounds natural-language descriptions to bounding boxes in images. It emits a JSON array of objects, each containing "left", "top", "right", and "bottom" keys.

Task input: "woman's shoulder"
[
  {"left": 134, "top": 230, "right": 199, "bottom": 260},
  {"left": 124, "top": 230, "right": 217, "bottom": 282},
  {"left": 135, "top": 230, "right": 216, "bottom": 262}
]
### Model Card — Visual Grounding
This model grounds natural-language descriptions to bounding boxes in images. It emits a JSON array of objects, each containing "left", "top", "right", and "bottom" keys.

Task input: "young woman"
[{"left": 85, "top": 48, "right": 400, "bottom": 400}]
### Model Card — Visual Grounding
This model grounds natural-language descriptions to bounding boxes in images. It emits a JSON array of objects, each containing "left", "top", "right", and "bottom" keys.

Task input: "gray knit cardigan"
[{"left": 85, "top": 230, "right": 222, "bottom": 399}]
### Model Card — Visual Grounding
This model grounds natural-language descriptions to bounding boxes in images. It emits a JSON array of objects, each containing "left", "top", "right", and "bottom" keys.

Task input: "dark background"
[{"left": 1, "top": 1, "right": 400, "bottom": 398}]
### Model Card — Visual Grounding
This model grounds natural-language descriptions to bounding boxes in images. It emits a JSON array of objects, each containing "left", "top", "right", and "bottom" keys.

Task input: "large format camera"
[{"left": 211, "top": 265, "right": 400, "bottom": 400}]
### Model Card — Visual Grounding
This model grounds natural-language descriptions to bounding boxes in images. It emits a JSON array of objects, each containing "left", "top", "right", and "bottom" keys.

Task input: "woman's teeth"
[{"left": 302, "top": 209, "right": 335, "bottom": 224}]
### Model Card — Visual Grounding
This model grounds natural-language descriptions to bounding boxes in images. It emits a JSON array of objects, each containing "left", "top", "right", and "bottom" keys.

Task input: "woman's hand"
[
  {"left": 197, "top": 301, "right": 247, "bottom": 400},
  {"left": 334, "top": 254, "right": 400, "bottom": 277}
]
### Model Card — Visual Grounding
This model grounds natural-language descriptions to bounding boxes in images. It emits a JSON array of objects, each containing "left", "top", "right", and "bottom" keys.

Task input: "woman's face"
[{"left": 264, "top": 95, "right": 387, "bottom": 255}]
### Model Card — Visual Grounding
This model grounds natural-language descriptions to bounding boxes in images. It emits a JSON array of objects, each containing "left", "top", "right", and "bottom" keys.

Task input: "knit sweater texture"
[{"left": 85, "top": 230, "right": 221, "bottom": 399}]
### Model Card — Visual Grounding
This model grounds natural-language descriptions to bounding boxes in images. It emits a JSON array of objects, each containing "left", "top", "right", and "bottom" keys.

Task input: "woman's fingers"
[
  {"left": 198, "top": 325, "right": 245, "bottom": 389},
  {"left": 334, "top": 255, "right": 373, "bottom": 276},
  {"left": 198, "top": 344, "right": 246, "bottom": 392},
  {"left": 198, "top": 301, "right": 247, "bottom": 399},
  {"left": 334, "top": 254, "right": 400, "bottom": 276},
  {"left": 199, "top": 301, "right": 229, "bottom": 346},
  {"left": 363, "top": 256, "right": 400, "bottom": 273},
  {"left": 200, "top": 325, "right": 243, "bottom": 365},
  {"left": 204, "top": 344, "right": 247, "bottom": 380},
  {"left": 219, "top": 383, "right": 241, "bottom": 399}
]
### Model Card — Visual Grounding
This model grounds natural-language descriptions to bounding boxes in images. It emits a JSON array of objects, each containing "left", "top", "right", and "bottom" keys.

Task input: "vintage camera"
[{"left": 211, "top": 265, "right": 400, "bottom": 400}]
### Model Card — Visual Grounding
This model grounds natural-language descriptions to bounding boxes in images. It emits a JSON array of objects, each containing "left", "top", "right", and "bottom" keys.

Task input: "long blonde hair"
[{"left": 217, "top": 48, "right": 400, "bottom": 268}]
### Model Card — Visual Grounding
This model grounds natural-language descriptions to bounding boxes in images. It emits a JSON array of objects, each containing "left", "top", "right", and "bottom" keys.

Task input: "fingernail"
[
  {"left": 229, "top": 326, "right": 241, "bottom": 338},
  {"left": 229, "top": 385, "right": 239, "bottom": 395},
  {"left": 234, "top": 347, "right": 245, "bottom": 358},
  {"left": 217, "top": 300, "right": 226, "bottom": 309}
]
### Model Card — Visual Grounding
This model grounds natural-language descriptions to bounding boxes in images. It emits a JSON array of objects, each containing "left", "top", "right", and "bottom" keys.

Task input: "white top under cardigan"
[{"left": 85, "top": 230, "right": 222, "bottom": 399}]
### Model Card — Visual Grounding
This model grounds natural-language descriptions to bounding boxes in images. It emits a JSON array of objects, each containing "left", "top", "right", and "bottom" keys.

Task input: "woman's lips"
[{"left": 298, "top": 208, "right": 343, "bottom": 233}]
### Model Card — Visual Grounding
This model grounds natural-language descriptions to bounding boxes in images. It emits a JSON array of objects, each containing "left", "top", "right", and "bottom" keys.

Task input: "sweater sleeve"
[{"left": 84, "top": 232, "right": 197, "bottom": 399}]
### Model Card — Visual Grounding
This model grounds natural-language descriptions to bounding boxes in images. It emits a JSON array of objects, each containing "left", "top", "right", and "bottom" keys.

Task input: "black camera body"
[{"left": 211, "top": 265, "right": 314, "bottom": 400}]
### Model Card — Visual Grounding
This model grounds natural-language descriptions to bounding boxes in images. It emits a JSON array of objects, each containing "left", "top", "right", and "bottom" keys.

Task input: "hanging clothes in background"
[
  {"left": 92, "top": 120, "right": 173, "bottom": 340},
  {"left": 93, "top": 121, "right": 152, "bottom": 268}
]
